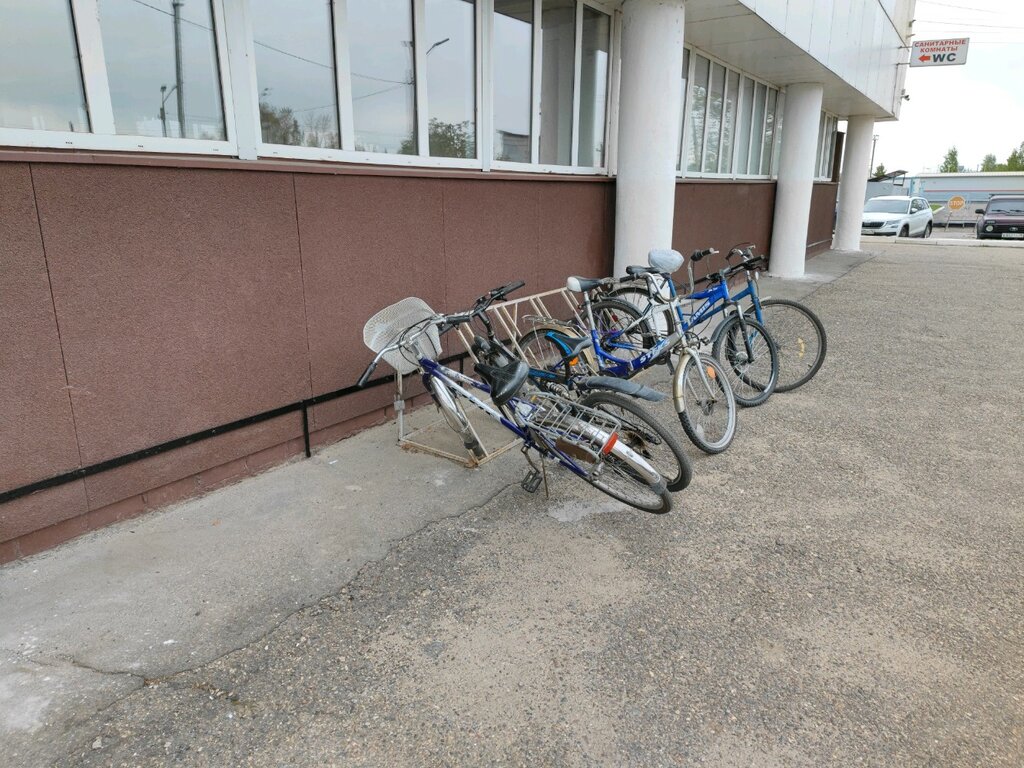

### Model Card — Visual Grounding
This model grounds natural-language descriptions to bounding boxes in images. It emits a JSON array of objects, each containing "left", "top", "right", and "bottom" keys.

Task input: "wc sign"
[{"left": 911, "top": 38, "right": 969, "bottom": 67}]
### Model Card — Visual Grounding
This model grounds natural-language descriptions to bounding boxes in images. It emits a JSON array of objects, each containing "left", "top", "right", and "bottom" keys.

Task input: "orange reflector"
[
  {"left": 569, "top": 357, "right": 579, "bottom": 366},
  {"left": 706, "top": 366, "right": 717, "bottom": 379},
  {"left": 601, "top": 432, "right": 619, "bottom": 455}
]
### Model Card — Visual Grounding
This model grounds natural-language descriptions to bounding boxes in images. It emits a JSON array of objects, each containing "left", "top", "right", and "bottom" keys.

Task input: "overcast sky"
[{"left": 867, "top": 0, "right": 1024, "bottom": 174}]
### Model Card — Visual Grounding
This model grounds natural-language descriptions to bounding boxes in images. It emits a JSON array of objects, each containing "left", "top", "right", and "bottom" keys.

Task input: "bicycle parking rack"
[{"left": 394, "top": 287, "right": 583, "bottom": 467}]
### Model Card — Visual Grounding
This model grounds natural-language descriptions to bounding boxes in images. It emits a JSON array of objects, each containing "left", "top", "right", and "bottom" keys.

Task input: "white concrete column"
[
  {"left": 769, "top": 82, "right": 824, "bottom": 278},
  {"left": 833, "top": 115, "right": 875, "bottom": 251},
  {"left": 613, "top": 0, "right": 686, "bottom": 275}
]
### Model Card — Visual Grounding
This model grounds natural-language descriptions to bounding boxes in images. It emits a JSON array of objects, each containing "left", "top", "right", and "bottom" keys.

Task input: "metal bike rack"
[{"left": 395, "top": 287, "right": 583, "bottom": 467}]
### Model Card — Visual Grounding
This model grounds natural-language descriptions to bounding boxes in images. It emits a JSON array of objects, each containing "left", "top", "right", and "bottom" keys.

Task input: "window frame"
[
  {"left": 0, "top": 0, "right": 612, "bottom": 176},
  {"left": 815, "top": 110, "right": 839, "bottom": 180},
  {"left": 677, "top": 44, "right": 783, "bottom": 182},
  {"left": 0, "top": 0, "right": 238, "bottom": 155}
]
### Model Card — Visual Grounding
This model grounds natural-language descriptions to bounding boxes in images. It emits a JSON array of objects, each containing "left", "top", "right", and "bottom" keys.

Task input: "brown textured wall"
[
  {"left": 808, "top": 182, "right": 839, "bottom": 257},
  {"left": 0, "top": 159, "right": 613, "bottom": 559},
  {"left": 673, "top": 180, "right": 776, "bottom": 277}
]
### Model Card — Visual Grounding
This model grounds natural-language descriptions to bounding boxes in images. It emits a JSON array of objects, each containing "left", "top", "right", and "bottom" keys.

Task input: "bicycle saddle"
[
  {"left": 474, "top": 359, "right": 529, "bottom": 406},
  {"left": 566, "top": 276, "right": 610, "bottom": 293}
]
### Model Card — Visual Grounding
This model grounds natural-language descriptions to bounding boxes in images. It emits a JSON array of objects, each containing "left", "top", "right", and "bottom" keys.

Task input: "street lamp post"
[
  {"left": 159, "top": 84, "right": 178, "bottom": 138},
  {"left": 172, "top": 0, "right": 186, "bottom": 137}
]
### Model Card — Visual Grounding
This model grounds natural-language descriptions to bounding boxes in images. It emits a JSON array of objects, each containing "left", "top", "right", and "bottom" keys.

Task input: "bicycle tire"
[
  {"left": 528, "top": 399, "right": 672, "bottom": 514},
  {"left": 673, "top": 353, "right": 737, "bottom": 454},
  {"left": 604, "top": 285, "right": 677, "bottom": 340},
  {"left": 589, "top": 298, "right": 660, "bottom": 366},
  {"left": 711, "top": 316, "right": 779, "bottom": 407},
  {"left": 579, "top": 391, "right": 692, "bottom": 492},
  {"left": 518, "top": 327, "right": 593, "bottom": 379},
  {"left": 754, "top": 299, "right": 827, "bottom": 392},
  {"left": 428, "top": 377, "right": 485, "bottom": 459}
]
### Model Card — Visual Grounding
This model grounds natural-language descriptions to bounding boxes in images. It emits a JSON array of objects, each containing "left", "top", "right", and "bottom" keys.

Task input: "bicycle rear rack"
[{"left": 396, "top": 287, "right": 583, "bottom": 467}]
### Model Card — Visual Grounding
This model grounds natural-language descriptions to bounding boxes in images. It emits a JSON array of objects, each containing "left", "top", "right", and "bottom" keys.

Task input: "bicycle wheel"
[
  {"left": 590, "top": 298, "right": 659, "bottom": 366},
  {"left": 711, "top": 316, "right": 779, "bottom": 407},
  {"left": 579, "top": 391, "right": 692, "bottom": 492},
  {"left": 518, "top": 327, "right": 593, "bottom": 378},
  {"left": 754, "top": 299, "right": 827, "bottom": 392},
  {"left": 527, "top": 397, "right": 671, "bottom": 514},
  {"left": 605, "top": 285, "right": 676, "bottom": 340},
  {"left": 673, "top": 353, "right": 737, "bottom": 454}
]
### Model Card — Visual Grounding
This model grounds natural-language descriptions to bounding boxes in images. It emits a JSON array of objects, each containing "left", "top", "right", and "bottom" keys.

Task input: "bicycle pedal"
[{"left": 521, "top": 469, "right": 543, "bottom": 494}]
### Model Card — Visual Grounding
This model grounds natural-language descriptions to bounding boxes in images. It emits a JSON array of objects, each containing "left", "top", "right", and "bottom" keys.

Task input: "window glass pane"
[
  {"left": 747, "top": 82, "right": 766, "bottom": 174},
  {"left": 0, "top": 0, "right": 89, "bottom": 132},
  {"left": 425, "top": 0, "right": 476, "bottom": 158},
  {"left": 676, "top": 48, "right": 689, "bottom": 170},
  {"left": 735, "top": 76, "right": 753, "bottom": 175},
  {"left": 348, "top": 0, "right": 416, "bottom": 154},
  {"left": 493, "top": 0, "right": 532, "bottom": 162},
  {"left": 685, "top": 55, "right": 709, "bottom": 173},
  {"left": 702, "top": 62, "right": 724, "bottom": 173},
  {"left": 252, "top": 0, "right": 339, "bottom": 148},
  {"left": 578, "top": 7, "right": 609, "bottom": 167},
  {"left": 538, "top": 0, "right": 574, "bottom": 166},
  {"left": 814, "top": 112, "right": 826, "bottom": 176},
  {"left": 98, "top": 0, "right": 226, "bottom": 139},
  {"left": 760, "top": 87, "right": 777, "bottom": 175},
  {"left": 720, "top": 70, "right": 739, "bottom": 174}
]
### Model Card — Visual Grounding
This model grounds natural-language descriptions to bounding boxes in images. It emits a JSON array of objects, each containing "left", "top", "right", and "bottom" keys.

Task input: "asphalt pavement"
[{"left": 2, "top": 242, "right": 1023, "bottom": 767}]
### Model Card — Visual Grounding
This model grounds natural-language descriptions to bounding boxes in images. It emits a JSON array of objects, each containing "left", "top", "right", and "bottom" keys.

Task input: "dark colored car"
[{"left": 975, "top": 196, "right": 1024, "bottom": 241}]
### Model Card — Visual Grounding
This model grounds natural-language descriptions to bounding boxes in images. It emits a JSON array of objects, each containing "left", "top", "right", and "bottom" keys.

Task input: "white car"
[{"left": 861, "top": 195, "right": 933, "bottom": 238}]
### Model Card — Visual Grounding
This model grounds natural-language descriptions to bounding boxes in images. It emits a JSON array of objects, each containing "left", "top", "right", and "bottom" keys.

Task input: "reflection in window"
[
  {"left": 720, "top": 70, "right": 739, "bottom": 174},
  {"left": 736, "top": 76, "right": 753, "bottom": 174},
  {"left": 347, "top": 0, "right": 416, "bottom": 154},
  {"left": 702, "top": 62, "right": 724, "bottom": 173},
  {"left": 252, "top": 0, "right": 339, "bottom": 148},
  {"left": 686, "top": 55, "right": 709, "bottom": 173},
  {"left": 676, "top": 49, "right": 690, "bottom": 170},
  {"left": 493, "top": 0, "right": 532, "bottom": 162},
  {"left": 98, "top": 0, "right": 225, "bottom": 139},
  {"left": 760, "top": 88, "right": 777, "bottom": 175},
  {"left": 425, "top": 0, "right": 475, "bottom": 158},
  {"left": 538, "top": 0, "right": 574, "bottom": 166},
  {"left": 578, "top": 7, "right": 609, "bottom": 167},
  {"left": 0, "top": 0, "right": 89, "bottom": 132},
  {"left": 747, "top": 82, "right": 766, "bottom": 174}
]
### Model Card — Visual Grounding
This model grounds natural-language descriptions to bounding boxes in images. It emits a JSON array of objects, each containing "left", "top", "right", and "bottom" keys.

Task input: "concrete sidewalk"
[{"left": 3, "top": 244, "right": 1023, "bottom": 766}]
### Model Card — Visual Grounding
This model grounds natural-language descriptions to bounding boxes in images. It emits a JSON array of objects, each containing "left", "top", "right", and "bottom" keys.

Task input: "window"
[
  {"left": 98, "top": 0, "right": 226, "bottom": 140},
  {"left": 347, "top": 0, "right": 416, "bottom": 155},
  {"left": 816, "top": 112, "right": 838, "bottom": 179},
  {"left": 0, "top": 0, "right": 89, "bottom": 132},
  {"left": 678, "top": 51, "right": 782, "bottom": 178},
  {"left": 578, "top": 7, "right": 610, "bottom": 168},
  {"left": 425, "top": 0, "right": 476, "bottom": 159},
  {"left": 539, "top": 0, "right": 574, "bottom": 166},
  {"left": 675, "top": 48, "right": 689, "bottom": 169},
  {"left": 251, "top": 0, "right": 339, "bottom": 148},
  {"left": 0, "top": 0, "right": 612, "bottom": 171},
  {"left": 492, "top": 0, "right": 532, "bottom": 162}
]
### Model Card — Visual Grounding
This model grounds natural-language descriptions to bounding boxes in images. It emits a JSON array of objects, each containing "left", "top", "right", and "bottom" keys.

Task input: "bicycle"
[
  {"left": 606, "top": 245, "right": 825, "bottom": 393},
  {"left": 592, "top": 248, "right": 778, "bottom": 408},
  {"left": 466, "top": 285, "right": 692, "bottom": 493},
  {"left": 516, "top": 270, "right": 738, "bottom": 455},
  {"left": 358, "top": 288, "right": 673, "bottom": 513}
]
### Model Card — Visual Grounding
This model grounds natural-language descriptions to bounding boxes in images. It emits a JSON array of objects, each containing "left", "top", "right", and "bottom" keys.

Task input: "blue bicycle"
[
  {"left": 358, "top": 288, "right": 672, "bottom": 513},
  {"left": 516, "top": 260, "right": 738, "bottom": 455},
  {"left": 605, "top": 245, "right": 825, "bottom": 393}
]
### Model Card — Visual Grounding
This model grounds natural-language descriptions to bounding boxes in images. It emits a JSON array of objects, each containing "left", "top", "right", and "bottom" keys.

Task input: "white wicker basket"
[{"left": 362, "top": 297, "right": 442, "bottom": 375}]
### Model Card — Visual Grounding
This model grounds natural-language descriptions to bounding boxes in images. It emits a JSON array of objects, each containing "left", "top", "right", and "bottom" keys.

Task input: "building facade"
[{"left": 0, "top": 0, "right": 912, "bottom": 560}]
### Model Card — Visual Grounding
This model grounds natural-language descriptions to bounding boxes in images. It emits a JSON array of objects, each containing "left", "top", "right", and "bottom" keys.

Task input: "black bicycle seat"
[
  {"left": 474, "top": 359, "right": 529, "bottom": 406},
  {"left": 625, "top": 265, "right": 659, "bottom": 276}
]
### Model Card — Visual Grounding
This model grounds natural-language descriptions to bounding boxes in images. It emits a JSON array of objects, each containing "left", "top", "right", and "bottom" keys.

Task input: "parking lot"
[{"left": 4, "top": 242, "right": 1023, "bottom": 767}]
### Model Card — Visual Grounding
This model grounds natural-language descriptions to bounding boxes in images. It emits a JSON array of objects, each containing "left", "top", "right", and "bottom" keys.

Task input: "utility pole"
[
  {"left": 173, "top": 0, "right": 186, "bottom": 137},
  {"left": 869, "top": 134, "right": 879, "bottom": 175}
]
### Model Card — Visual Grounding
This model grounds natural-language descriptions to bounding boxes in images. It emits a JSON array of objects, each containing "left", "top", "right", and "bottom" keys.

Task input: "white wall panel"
[
  {"left": 785, "top": 0, "right": 814, "bottom": 52},
  {"left": 807, "top": 0, "right": 832, "bottom": 63},
  {"left": 754, "top": 0, "right": 787, "bottom": 32}
]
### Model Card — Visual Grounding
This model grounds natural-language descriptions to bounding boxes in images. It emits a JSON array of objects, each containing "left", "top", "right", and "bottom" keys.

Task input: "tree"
[
  {"left": 259, "top": 102, "right": 301, "bottom": 146},
  {"left": 873, "top": 163, "right": 887, "bottom": 177},
  {"left": 939, "top": 146, "right": 961, "bottom": 173},
  {"left": 980, "top": 153, "right": 1000, "bottom": 172},
  {"left": 1007, "top": 142, "right": 1024, "bottom": 172},
  {"left": 399, "top": 119, "right": 475, "bottom": 159}
]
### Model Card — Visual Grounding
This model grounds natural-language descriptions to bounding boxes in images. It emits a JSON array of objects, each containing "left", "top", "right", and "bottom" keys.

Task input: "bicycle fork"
[{"left": 671, "top": 347, "right": 719, "bottom": 414}]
